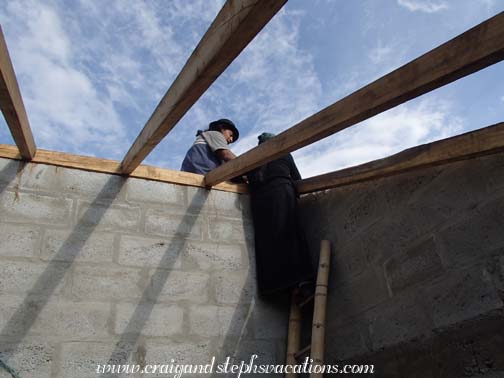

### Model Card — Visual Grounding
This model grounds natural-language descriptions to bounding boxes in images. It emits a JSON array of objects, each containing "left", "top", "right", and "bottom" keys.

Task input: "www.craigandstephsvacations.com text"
[{"left": 96, "top": 355, "right": 375, "bottom": 376}]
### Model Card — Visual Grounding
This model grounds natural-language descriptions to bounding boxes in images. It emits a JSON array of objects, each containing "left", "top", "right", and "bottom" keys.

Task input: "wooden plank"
[
  {"left": 0, "top": 144, "right": 247, "bottom": 194},
  {"left": 120, "top": 0, "right": 287, "bottom": 174},
  {"left": 296, "top": 122, "right": 504, "bottom": 194},
  {"left": 205, "top": 12, "right": 504, "bottom": 186},
  {"left": 0, "top": 26, "right": 36, "bottom": 159},
  {"left": 310, "top": 240, "right": 331, "bottom": 378}
]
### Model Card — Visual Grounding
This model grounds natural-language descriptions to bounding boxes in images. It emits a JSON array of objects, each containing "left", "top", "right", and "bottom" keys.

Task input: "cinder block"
[
  {"left": 0, "top": 158, "right": 20, "bottom": 189},
  {"left": 0, "top": 191, "right": 72, "bottom": 225},
  {"left": 215, "top": 338, "right": 278, "bottom": 368},
  {"left": 365, "top": 295, "right": 433, "bottom": 350},
  {"left": 239, "top": 195, "right": 252, "bottom": 219},
  {"left": 188, "top": 305, "right": 252, "bottom": 337},
  {"left": 484, "top": 152, "right": 504, "bottom": 192},
  {"left": 326, "top": 319, "right": 370, "bottom": 361},
  {"left": 438, "top": 198, "right": 504, "bottom": 268},
  {"left": 59, "top": 341, "right": 137, "bottom": 378},
  {"left": 411, "top": 159, "right": 489, "bottom": 210},
  {"left": 327, "top": 267, "right": 389, "bottom": 325},
  {"left": 316, "top": 185, "right": 389, "bottom": 246},
  {"left": 32, "top": 300, "right": 110, "bottom": 338},
  {"left": 187, "top": 186, "right": 243, "bottom": 215},
  {"left": 382, "top": 168, "right": 443, "bottom": 211},
  {"left": 422, "top": 266, "right": 504, "bottom": 329},
  {"left": 149, "top": 271, "right": 209, "bottom": 303},
  {"left": 145, "top": 341, "right": 213, "bottom": 367},
  {"left": 214, "top": 271, "right": 256, "bottom": 305},
  {"left": 0, "top": 339, "right": 55, "bottom": 378},
  {"left": 125, "top": 177, "right": 185, "bottom": 206},
  {"left": 0, "top": 223, "right": 40, "bottom": 258},
  {"left": 71, "top": 265, "right": 143, "bottom": 301},
  {"left": 183, "top": 242, "right": 244, "bottom": 271},
  {"left": 0, "top": 295, "right": 36, "bottom": 338},
  {"left": 252, "top": 300, "right": 288, "bottom": 339},
  {"left": 145, "top": 209, "right": 203, "bottom": 240},
  {"left": 0, "top": 261, "right": 68, "bottom": 296},
  {"left": 208, "top": 216, "right": 253, "bottom": 244},
  {"left": 384, "top": 236, "right": 444, "bottom": 295},
  {"left": 42, "top": 229, "right": 115, "bottom": 263},
  {"left": 19, "top": 163, "right": 126, "bottom": 199},
  {"left": 114, "top": 303, "right": 183, "bottom": 337},
  {"left": 77, "top": 201, "right": 140, "bottom": 231},
  {"left": 352, "top": 214, "right": 420, "bottom": 266},
  {"left": 118, "top": 235, "right": 182, "bottom": 269}
]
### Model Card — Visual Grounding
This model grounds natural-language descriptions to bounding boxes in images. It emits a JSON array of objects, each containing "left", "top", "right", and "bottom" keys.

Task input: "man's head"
[{"left": 209, "top": 119, "right": 239, "bottom": 144}]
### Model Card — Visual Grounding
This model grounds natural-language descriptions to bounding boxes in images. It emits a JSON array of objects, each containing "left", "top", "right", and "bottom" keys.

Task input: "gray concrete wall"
[
  {"left": 298, "top": 152, "right": 504, "bottom": 378},
  {"left": 0, "top": 157, "right": 288, "bottom": 378}
]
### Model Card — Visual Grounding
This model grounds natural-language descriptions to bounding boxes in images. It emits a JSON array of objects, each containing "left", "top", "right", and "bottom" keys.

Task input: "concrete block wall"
[
  {"left": 298, "top": 152, "right": 504, "bottom": 378},
  {"left": 0, "top": 157, "right": 288, "bottom": 378}
]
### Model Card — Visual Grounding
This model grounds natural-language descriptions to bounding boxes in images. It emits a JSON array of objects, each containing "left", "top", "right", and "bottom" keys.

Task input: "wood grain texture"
[
  {"left": 0, "top": 26, "right": 36, "bottom": 159},
  {"left": 120, "top": 0, "right": 287, "bottom": 174},
  {"left": 205, "top": 12, "right": 504, "bottom": 186},
  {"left": 296, "top": 122, "right": 504, "bottom": 194},
  {"left": 0, "top": 144, "right": 247, "bottom": 194}
]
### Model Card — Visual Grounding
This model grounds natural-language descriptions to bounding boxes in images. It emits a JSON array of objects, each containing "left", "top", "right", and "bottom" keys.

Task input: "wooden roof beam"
[
  {"left": 205, "top": 11, "right": 504, "bottom": 186},
  {"left": 0, "top": 25, "right": 36, "bottom": 160},
  {"left": 0, "top": 144, "right": 247, "bottom": 194},
  {"left": 120, "top": 0, "right": 287, "bottom": 174},
  {"left": 296, "top": 122, "right": 504, "bottom": 194}
]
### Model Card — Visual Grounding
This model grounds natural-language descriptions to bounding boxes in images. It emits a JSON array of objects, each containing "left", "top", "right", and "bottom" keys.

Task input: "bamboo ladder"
[{"left": 286, "top": 240, "right": 331, "bottom": 378}]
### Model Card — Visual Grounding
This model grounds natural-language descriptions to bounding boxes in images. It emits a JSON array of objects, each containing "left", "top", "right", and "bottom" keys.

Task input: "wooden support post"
[
  {"left": 204, "top": 12, "right": 504, "bottom": 186},
  {"left": 286, "top": 289, "right": 302, "bottom": 377},
  {"left": 296, "top": 122, "right": 504, "bottom": 194},
  {"left": 120, "top": 0, "right": 286, "bottom": 174},
  {"left": 0, "top": 26, "right": 36, "bottom": 160},
  {"left": 310, "top": 240, "right": 331, "bottom": 378}
]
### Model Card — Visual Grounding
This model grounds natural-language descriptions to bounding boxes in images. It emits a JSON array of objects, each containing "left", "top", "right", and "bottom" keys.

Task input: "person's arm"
[{"left": 215, "top": 148, "right": 236, "bottom": 162}]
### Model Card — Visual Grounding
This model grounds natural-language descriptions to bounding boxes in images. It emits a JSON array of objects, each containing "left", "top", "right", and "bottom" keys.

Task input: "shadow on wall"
[
  {"left": 0, "top": 175, "right": 127, "bottom": 358},
  {"left": 209, "top": 215, "right": 289, "bottom": 378},
  {"left": 103, "top": 190, "right": 211, "bottom": 374},
  {"left": 0, "top": 159, "right": 23, "bottom": 196},
  {"left": 0, "top": 163, "right": 289, "bottom": 376}
]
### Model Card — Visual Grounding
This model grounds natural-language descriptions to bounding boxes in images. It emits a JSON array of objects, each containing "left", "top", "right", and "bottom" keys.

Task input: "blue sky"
[{"left": 0, "top": 0, "right": 502, "bottom": 178}]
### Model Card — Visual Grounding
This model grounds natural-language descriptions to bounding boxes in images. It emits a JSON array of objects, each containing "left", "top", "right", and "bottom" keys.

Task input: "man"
[
  {"left": 247, "top": 132, "right": 314, "bottom": 300},
  {"left": 181, "top": 119, "right": 239, "bottom": 174}
]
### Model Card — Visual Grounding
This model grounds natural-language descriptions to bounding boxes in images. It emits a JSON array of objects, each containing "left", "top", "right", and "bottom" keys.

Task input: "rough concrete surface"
[
  {"left": 0, "top": 158, "right": 286, "bottom": 378},
  {"left": 299, "top": 151, "right": 504, "bottom": 377}
]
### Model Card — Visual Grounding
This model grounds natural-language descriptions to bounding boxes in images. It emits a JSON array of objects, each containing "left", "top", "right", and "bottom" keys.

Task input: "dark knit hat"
[{"left": 258, "top": 132, "right": 276, "bottom": 145}]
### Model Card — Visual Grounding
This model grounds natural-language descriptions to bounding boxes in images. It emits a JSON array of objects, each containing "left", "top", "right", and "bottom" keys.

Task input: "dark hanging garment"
[{"left": 248, "top": 154, "right": 314, "bottom": 295}]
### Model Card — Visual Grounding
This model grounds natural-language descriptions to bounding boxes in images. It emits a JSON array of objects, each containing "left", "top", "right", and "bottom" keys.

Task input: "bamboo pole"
[
  {"left": 286, "top": 288, "right": 302, "bottom": 377},
  {"left": 310, "top": 240, "right": 331, "bottom": 378}
]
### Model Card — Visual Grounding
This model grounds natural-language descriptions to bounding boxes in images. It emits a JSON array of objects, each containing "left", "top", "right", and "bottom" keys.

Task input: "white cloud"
[
  {"left": 369, "top": 43, "right": 395, "bottom": 65},
  {"left": 295, "top": 99, "right": 463, "bottom": 178},
  {"left": 0, "top": 0, "right": 226, "bottom": 160},
  {"left": 148, "top": 6, "right": 324, "bottom": 168},
  {"left": 0, "top": 0, "right": 127, "bottom": 158},
  {"left": 397, "top": 0, "right": 448, "bottom": 13},
  {"left": 223, "top": 9, "right": 322, "bottom": 154}
]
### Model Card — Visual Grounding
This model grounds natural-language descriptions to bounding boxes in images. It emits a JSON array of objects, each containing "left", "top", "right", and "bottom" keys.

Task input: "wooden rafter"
[
  {"left": 0, "top": 25, "right": 36, "bottom": 160},
  {"left": 120, "top": 0, "right": 287, "bottom": 174},
  {"left": 205, "top": 11, "right": 504, "bottom": 186},
  {"left": 296, "top": 122, "right": 504, "bottom": 194},
  {"left": 0, "top": 144, "right": 247, "bottom": 194}
]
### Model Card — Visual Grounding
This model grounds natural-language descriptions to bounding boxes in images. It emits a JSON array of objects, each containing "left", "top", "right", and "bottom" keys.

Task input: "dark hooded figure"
[{"left": 247, "top": 132, "right": 314, "bottom": 297}]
